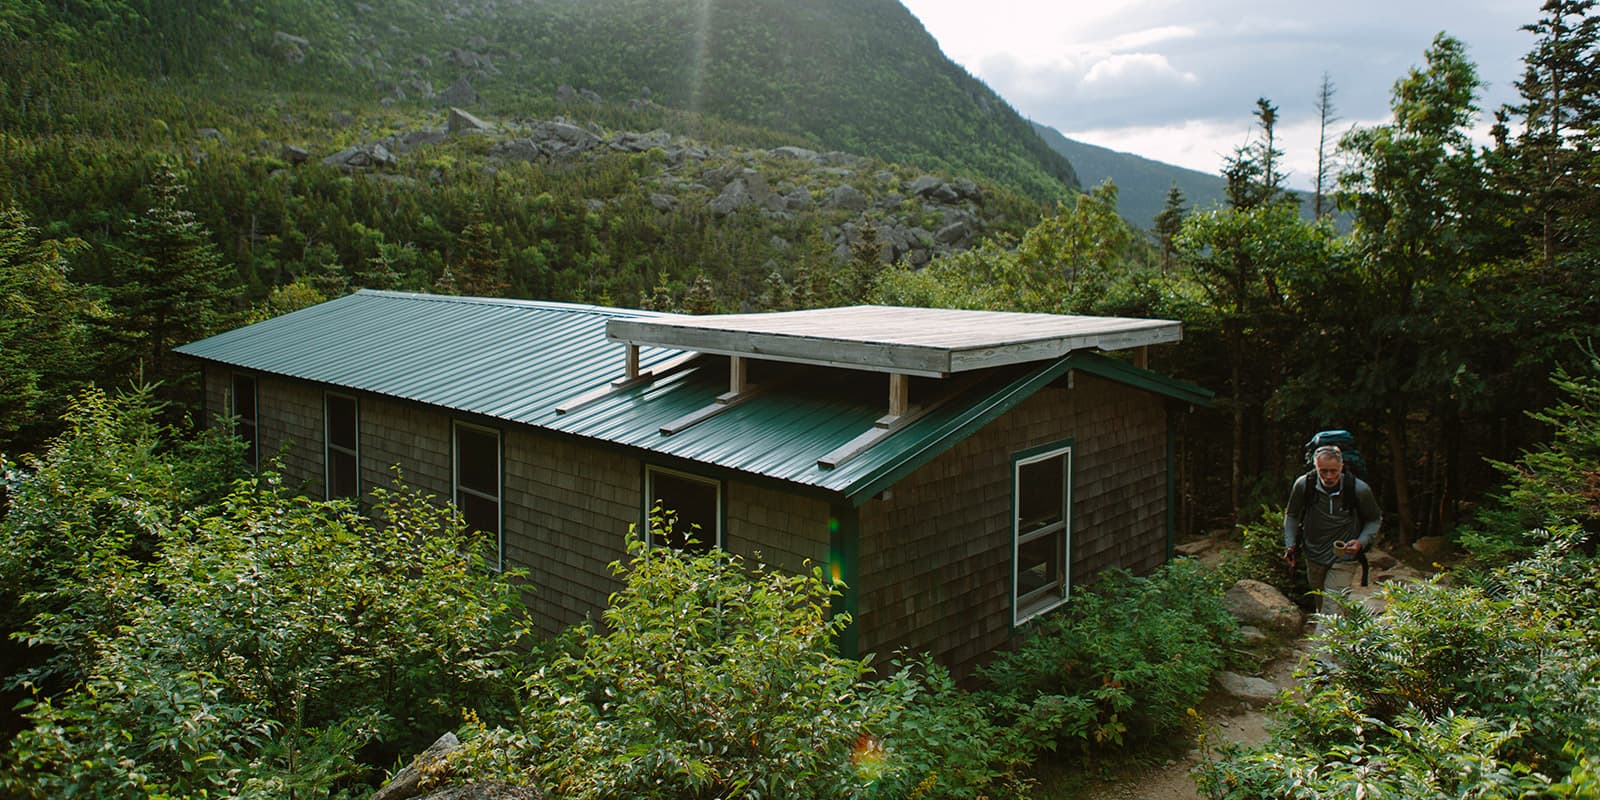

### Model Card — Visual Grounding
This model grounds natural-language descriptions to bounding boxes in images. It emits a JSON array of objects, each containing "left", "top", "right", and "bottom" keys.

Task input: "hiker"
[{"left": 1283, "top": 445, "right": 1381, "bottom": 630}]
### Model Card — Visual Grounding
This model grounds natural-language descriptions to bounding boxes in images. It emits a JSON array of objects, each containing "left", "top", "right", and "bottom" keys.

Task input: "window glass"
[
  {"left": 453, "top": 422, "right": 502, "bottom": 571},
  {"left": 325, "top": 394, "right": 359, "bottom": 500},
  {"left": 456, "top": 426, "right": 500, "bottom": 495},
  {"left": 646, "top": 468, "right": 721, "bottom": 553},
  {"left": 231, "top": 374, "right": 258, "bottom": 469},
  {"left": 1014, "top": 446, "right": 1071, "bottom": 624}
]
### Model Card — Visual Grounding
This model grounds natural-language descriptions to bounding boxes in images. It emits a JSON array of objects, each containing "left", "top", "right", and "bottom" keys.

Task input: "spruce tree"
[
  {"left": 100, "top": 164, "right": 238, "bottom": 388},
  {"left": 1152, "top": 182, "right": 1186, "bottom": 273}
]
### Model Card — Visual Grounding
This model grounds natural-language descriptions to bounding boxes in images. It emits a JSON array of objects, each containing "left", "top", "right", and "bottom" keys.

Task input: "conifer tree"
[
  {"left": 100, "top": 164, "right": 238, "bottom": 387},
  {"left": 1151, "top": 182, "right": 1186, "bottom": 273},
  {"left": 683, "top": 272, "right": 717, "bottom": 314},
  {"left": 0, "top": 204, "right": 98, "bottom": 452}
]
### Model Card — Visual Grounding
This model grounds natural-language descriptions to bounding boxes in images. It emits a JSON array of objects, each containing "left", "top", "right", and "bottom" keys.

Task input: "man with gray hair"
[{"left": 1283, "top": 445, "right": 1381, "bottom": 629}]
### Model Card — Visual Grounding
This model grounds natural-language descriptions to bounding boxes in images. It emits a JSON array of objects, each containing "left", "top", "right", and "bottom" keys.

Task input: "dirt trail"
[{"left": 1067, "top": 544, "right": 1422, "bottom": 800}]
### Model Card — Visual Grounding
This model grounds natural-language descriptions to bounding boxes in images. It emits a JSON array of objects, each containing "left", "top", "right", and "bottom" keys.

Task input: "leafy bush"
[
  {"left": 0, "top": 385, "right": 244, "bottom": 684},
  {"left": 0, "top": 393, "right": 532, "bottom": 798},
  {"left": 977, "top": 560, "right": 1240, "bottom": 751},
  {"left": 1196, "top": 555, "right": 1600, "bottom": 799},
  {"left": 1196, "top": 357, "right": 1600, "bottom": 800},
  {"left": 449, "top": 513, "right": 1034, "bottom": 799},
  {"left": 1211, "top": 509, "right": 1301, "bottom": 600}
]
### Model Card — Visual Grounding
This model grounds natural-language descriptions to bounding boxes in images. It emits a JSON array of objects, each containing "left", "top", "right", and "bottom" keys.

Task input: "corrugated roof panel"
[{"left": 177, "top": 290, "right": 1207, "bottom": 502}]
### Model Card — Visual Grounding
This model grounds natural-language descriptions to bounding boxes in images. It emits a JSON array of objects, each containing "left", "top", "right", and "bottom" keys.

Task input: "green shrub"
[
  {"left": 977, "top": 560, "right": 1239, "bottom": 752},
  {"left": 1, "top": 460, "right": 531, "bottom": 798},
  {"left": 449, "top": 512, "right": 1034, "bottom": 799},
  {"left": 1212, "top": 509, "right": 1301, "bottom": 599},
  {"left": 1197, "top": 541, "right": 1600, "bottom": 799}
]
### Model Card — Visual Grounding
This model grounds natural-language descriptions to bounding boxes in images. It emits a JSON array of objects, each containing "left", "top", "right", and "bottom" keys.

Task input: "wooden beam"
[
  {"left": 818, "top": 374, "right": 982, "bottom": 470},
  {"left": 660, "top": 384, "right": 765, "bottom": 435},
  {"left": 625, "top": 343, "right": 640, "bottom": 379},
  {"left": 730, "top": 355, "right": 748, "bottom": 395},
  {"left": 888, "top": 372, "right": 909, "bottom": 417},
  {"left": 1133, "top": 346, "right": 1148, "bottom": 370},
  {"left": 555, "top": 351, "right": 700, "bottom": 415}
]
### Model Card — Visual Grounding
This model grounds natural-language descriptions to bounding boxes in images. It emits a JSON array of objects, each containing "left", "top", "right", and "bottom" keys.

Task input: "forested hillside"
[{"left": 0, "top": 0, "right": 1088, "bottom": 457}]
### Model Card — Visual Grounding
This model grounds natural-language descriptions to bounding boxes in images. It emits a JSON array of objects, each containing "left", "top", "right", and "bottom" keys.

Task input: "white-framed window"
[
  {"left": 453, "top": 421, "right": 503, "bottom": 571},
  {"left": 644, "top": 465, "right": 722, "bottom": 554},
  {"left": 230, "top": 373, "right": 258, "bottom": 469},
  {"left": 1013, "top": 443, "right": 1072, "bottom": 625},
  {"left": 324, "top": 392, "right": 359, "bottom": 501}
]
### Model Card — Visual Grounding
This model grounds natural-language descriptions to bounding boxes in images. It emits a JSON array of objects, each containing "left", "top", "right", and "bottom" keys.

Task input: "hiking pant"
[{"left": 1306, "top": 559, "right": 1359, "bottom": 634}]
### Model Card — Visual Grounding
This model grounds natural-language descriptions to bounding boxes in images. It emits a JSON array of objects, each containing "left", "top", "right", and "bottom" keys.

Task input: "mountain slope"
[
  {"left": 1031, "top": 123, "right": 1230, "bottom": 228},
  {"left": 5, "top": 0, "right": 1079, "bottom": 201}
]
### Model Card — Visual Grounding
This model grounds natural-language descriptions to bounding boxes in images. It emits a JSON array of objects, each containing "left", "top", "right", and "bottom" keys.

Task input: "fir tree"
[{"left": 100, "top": 164, "right": 238, "bottom": 387}]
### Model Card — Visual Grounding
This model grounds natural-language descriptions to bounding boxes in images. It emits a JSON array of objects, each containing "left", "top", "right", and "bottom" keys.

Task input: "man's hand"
[
  {"left": 1345, "top": 540, "right": 1363, "bottom": 555},
  {"left": 1283, "top": 547, "right": 1297, "bottom": 568}
]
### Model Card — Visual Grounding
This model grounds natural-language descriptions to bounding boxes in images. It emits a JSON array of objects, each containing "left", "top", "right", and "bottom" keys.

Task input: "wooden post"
[
  {"left": 730, "top": 355, "right": 748, "bottom": 395},
  {"left": 625, "top": 344, "right": 640, "bottom": 380},
  {"left": 888, "top": 372, "right": 909, "bottom": 418},
  {"left": 1134, "top": 346, "right": 1149, "bottom": 370}
]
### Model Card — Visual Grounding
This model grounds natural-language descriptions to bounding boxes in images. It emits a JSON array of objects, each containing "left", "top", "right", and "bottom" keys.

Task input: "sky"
[{"left": 897, "top": 0, "right": 1543, "bottom": 191}]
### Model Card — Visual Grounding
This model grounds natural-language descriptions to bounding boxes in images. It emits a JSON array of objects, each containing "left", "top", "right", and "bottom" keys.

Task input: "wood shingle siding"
[{"left": 856, "top": 374, "right": 1167, "bottom": 676}]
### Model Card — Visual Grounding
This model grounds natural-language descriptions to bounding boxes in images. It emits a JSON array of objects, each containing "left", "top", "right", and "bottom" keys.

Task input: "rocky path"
[{"left": 1067, "top": 544, "right": 1428, "bottom": 800}]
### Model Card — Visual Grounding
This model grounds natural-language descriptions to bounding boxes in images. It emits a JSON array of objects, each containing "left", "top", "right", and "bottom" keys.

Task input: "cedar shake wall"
[
  {"left": 198, "top": 371, "right": 837, "bottom": 639},
  {"left": 856, "top": 374, "right": 1168, "bottom": 676},
  {"left": 501, "top": 431, "right": 639, "bottom": 634},
  {"left": 724, "top": 481, "right": 831, "bottom": 575}
]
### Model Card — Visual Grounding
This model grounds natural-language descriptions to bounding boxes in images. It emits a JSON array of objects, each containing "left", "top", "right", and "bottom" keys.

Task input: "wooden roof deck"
[{"left": 606, "top": 305, "right": 1182, "bottom": 377}]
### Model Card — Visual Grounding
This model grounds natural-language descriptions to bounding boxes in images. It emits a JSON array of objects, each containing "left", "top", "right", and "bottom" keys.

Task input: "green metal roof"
[{"left": 177, "top": 290, "right": 1209, "bottom": 506}]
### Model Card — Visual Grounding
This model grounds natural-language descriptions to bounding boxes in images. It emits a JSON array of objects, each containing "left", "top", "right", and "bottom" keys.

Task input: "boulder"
[
  {"left": 491, "top": 139, "right": 541, "bottom": 162},
  {"left": 533, "top": 120, "right": 599, "bottom": 150},
  {"left": 448, "top": 107, "right": 492, "bottom": 134},
  {"left": 1412, "top": 536, "right": 1449, "bottom": 556},
  {"left": 274, "top": 31, "right": 310, "bottom": 64},
  {"left": 197, "top": 128, "right": 225, "bottom": 143},
  {"left": 1236, "top": 624, "right": 1269, "bottom": 646},
  {"left": 438, "top": 78, "right": 479, "bottom": 108},
  {"left": 709, "top": 179, "right": 751, "bottom": 216},
  {"left": 825, "top": 184, "right": 867, "bottom": 212},
  {"left": 282, "top": 144, "right": 311, "bottom": 165},
  {"left": 1174, "top": 537, "right": 1214, "bottom": 556},
  {"left": 609, "top": 130, "right": 671, "bottom": 152},
  {"left": 372, "top": 732, "right": 461, "bottom": 800},
  {"left": 771, "top": 145, "right": 819, "bottom": 161},
  {"left": 392, "top": 129, "right": 448, "bottom": 152},
  {"left": 1223, "top": 579, "right": 1304, "bottom": 634},
  {"left": 934, "top": 220, "right": 973, "bottom": 245},
  {"left": 649, "top": 193, "right": 678, "bottom": 212},
  {"left": 322, "top": 143, "right": 396, "bottom": 170},
  {"left": 1214, "top": 671, "right": 1279, "bottom": 707}
]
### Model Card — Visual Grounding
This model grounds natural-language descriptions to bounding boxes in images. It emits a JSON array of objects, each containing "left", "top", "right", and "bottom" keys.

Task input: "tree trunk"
[
  {"left": 1231, "top": 352, "right": 1243, "bottom": 521},
  {"left": 1386, "top": 413, "right": 1414, "bottom": 547}
]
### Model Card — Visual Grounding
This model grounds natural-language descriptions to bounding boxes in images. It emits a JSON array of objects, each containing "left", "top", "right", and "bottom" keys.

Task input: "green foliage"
[
  {"left": 1197, "top": 358, "right": 1600, "bottom": 800},
  {"left": 450, "top": 513, "right": 1032, "bottom": 799},
  {"left": 1460, "top": 356, "right": 1600, "bottom": 562},
  {"left": 978, "top": 561, "right": 1239, "bottom": 752},
  {"left": 873, "top": 181, "right": 1161, "bottom": 318},
  {"left": 0, "top": 203, "right": 100, "bottom": 453},
  {"left": 0, "top": 392, "right": 532, "bottom": 798},
  {"left": 0, "top": 386, "right": 244, "bottom": 681}
]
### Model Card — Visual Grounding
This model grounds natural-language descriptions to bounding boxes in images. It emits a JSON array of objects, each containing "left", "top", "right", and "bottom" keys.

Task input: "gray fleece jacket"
[{"left": 1283, "top": 473, "right": 1382, "bottom": 566}]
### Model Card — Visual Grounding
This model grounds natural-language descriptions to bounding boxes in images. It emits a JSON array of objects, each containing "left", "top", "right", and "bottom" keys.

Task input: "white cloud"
[
  {"left": 1081, "top": 53, "right": 1198, "bottom": 89},
  {"left": 902, "top": 0, "right": 1544, "bottom": 185}
]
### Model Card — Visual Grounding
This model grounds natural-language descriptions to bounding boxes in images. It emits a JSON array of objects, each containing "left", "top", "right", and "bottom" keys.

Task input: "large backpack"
[{"left": 1303, "top": 429, "right": 1367, "bottom": 480}]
